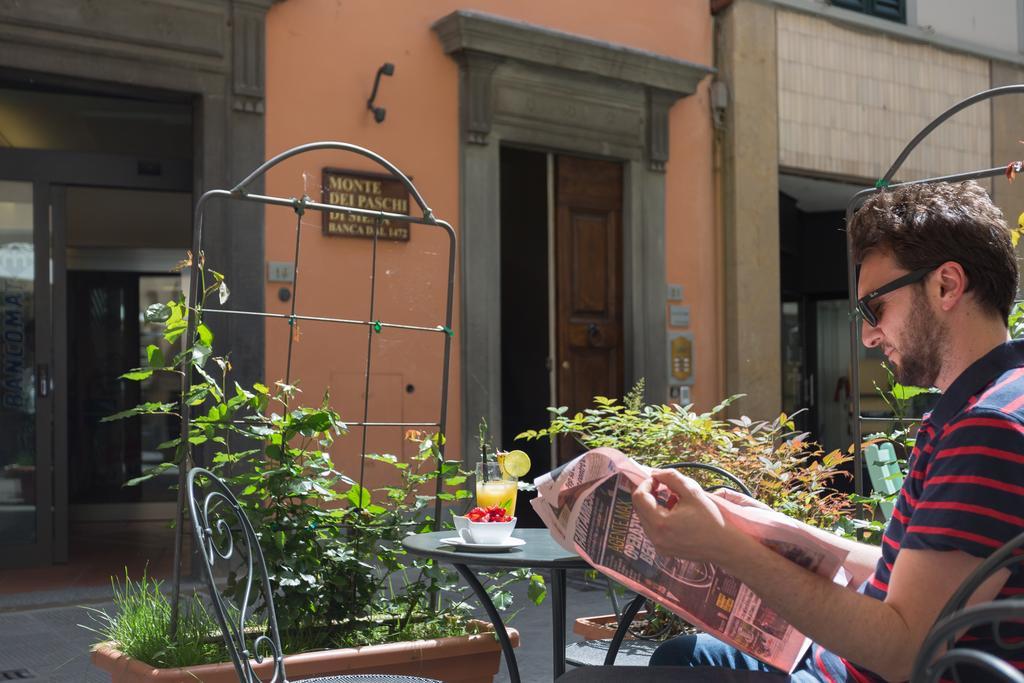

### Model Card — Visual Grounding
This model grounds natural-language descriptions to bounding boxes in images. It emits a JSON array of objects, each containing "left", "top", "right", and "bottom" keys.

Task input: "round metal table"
[{"left": 402, "top": 529, "right": 589, "bottom": 682}]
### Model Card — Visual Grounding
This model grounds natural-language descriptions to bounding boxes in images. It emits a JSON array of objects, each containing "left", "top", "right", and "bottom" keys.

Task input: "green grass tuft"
[{"left": 82, "top": 570, "right": 227, "bottom": 668}]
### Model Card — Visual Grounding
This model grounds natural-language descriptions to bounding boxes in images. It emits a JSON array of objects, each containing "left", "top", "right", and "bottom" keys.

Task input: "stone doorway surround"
[{"left": 432, "top": 10, "right": 713, "bottom": 455}]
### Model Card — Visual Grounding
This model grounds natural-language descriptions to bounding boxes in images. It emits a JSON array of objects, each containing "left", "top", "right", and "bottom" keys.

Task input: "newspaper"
[{"left": 531, "top": 447, "right": 849, "bottom": 673}]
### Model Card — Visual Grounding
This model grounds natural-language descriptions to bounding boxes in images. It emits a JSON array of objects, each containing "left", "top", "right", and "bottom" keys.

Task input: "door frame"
[
  {"left": 434, "top": 10, "right": 712, "bottom": 457},
  {"left": 0, "top": 149, "right": 190, "bottom": 567},
  {"left": 64, "top": 249, "right": 187, "bottom": 526}
]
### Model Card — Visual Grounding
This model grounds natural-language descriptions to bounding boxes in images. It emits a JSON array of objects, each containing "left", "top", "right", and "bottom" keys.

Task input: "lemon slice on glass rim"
[{"left": 497, "top": 449, "right": 531, "bottom": 478}]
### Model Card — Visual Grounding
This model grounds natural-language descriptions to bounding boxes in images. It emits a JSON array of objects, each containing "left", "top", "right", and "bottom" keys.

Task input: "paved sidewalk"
[{"left": 0, "top": 570, "right": 642, "bottom": 683}]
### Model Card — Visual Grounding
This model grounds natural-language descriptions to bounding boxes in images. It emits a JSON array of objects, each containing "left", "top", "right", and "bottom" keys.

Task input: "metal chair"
[
  {"left": 864, "top": 442, "right": 903, "bottom": 521},
  {"left": 910, "top": 529, "right": 1024, "bottom": 683},
  {"left": 187, "top": 467, "right": 440, "bottom": 683}
]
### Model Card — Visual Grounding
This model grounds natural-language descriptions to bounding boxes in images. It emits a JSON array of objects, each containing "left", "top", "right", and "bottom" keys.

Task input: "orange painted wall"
[{"left": 264, "top": 0, "right": 717, "bottom": 478}]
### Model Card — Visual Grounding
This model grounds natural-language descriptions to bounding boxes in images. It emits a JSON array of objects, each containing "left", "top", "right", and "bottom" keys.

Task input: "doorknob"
[
  {"left": 561, "top": 360, "right": 570, "bottom": 370},
  {"left": 587, "top": 323, "right": 599, "bottom": 338}
]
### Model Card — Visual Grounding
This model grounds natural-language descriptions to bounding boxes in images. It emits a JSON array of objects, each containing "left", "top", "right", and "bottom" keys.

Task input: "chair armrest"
[{"left": 911, "top": 599, "right": 1024, "bottom": 683}]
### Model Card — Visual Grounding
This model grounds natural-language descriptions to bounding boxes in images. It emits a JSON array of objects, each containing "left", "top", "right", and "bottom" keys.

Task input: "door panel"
[
  {"left": 0, "top": 179, "right": 53, "bottom": 565},
  {"left": 0, "top": 145, "right": 192, "bottom": 567},
  {"left": 555, "top": 155, "right": 623, "bottom": 465},
  {"left": 65, "top": 263, "right": 182, "bottom": 513},
  {"left": 571, "top": 213, "right": 610, "bottom": 313},
  {"left": 67, "top": 271, "right": 142, "bottom": 504}
]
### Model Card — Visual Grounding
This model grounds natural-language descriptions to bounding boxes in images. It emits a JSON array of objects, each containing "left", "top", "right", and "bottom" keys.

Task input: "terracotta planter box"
[
  {"left": 92, "top": 622, "right": 519, "bottom": 683},
  {"left": 573, "top": 612, "right": 647, "bottom": 641}
]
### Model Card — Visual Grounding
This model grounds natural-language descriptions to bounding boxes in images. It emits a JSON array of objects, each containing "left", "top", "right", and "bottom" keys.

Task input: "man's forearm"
[
  {"left": 792, "top": 520, "right": 882, "bottom": 587},
  {"left": 718, "top": 533, "right": 913, "bottom": 681},
  {"left": 733, "top": 503, "right": 882, "bottom": 586}
]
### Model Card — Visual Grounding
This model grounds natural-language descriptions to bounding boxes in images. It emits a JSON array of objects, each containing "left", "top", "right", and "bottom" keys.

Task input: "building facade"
[
  {"left": 3, "top": 0, "right": 1020, "bottom": 571},
  {"left": 715, "top": 0, "right": 1024, "bottom": 451},
  {"left": 0, "top": 0, "right": 716, "bottom": 568},
  {"left": 0, "top": 0, "right": 273, "bottom": 567},
  {"left": 261, "top": 1, "right": 716, "bottom": 507}
]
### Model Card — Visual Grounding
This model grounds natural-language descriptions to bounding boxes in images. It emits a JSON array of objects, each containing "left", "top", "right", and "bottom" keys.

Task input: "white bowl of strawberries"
[{"left": 453, "top": 505, "right": 517, "bottom": 544}]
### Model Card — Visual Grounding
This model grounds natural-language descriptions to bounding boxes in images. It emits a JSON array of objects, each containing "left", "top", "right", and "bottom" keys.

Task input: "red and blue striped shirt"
[{"left": 814, "top": 339, "right": 1024, "bottom": 682}]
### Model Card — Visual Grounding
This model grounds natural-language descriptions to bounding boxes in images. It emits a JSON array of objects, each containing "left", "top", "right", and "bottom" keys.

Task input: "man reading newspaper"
[
  {"left": 531, "top": 448, "right": 852, "bottom": 673},
  {"left": 631, "top": 183, "right": 1024, "bottom": 681},
  {"left": 534, "top": 183, "right": 1024, "bottom": 680}
]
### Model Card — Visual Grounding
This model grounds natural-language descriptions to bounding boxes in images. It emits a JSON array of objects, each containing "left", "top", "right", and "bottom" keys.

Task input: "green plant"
[
  {"left": 521, "top": 379, "right": 853, "bottom": 639},
  {"left": 83, "top": 571, "right": 227, "bottom": 667},
  {"left": 98, "top": 256, "right": 544, "bottom": 663},
  {"left": 519, "top": 379, "right": 852, "bottom": 529},
  {"left": 1011, "top": 299, "right": 1024, "bottom": 340}
]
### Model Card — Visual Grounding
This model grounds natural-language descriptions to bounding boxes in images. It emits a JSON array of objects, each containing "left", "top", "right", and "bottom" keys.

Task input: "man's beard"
[{"left": 893, "top": 289, "right": 945, "bottom": 388}]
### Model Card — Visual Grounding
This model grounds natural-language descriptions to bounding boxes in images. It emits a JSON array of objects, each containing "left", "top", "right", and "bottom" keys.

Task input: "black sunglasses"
[{"left": 857, "top": 266, "right": 936, "bottom": 327}]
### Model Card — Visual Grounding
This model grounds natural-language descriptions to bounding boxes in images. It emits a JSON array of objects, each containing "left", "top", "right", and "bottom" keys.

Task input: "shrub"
[{"left": 518, "top": 380, "right": 852, "bottom": 529}]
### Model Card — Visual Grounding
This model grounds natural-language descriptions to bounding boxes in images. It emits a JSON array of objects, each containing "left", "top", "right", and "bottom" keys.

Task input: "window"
[{"left": 831, "top": 0, "right": 906, "bottom": 23}]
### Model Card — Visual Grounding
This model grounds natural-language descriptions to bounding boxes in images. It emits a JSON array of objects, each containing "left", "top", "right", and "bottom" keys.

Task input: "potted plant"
[
  {"left": 89, "top": 568, "right": 520, "bottom": 683},
  {"left": 519, "top": 379, "right": 853, "bottom": 641},
  {"left": 87, "top": 261, "right": 542, "bottom": 682}
]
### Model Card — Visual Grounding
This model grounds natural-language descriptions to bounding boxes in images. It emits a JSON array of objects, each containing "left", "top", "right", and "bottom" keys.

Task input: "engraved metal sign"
[{"left": 322, "top": 169, "right": 410, "bottom": 241}]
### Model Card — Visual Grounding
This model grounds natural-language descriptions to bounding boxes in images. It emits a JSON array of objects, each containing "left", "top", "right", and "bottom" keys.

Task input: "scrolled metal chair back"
[
  {"left": 912, "top": 601, "right": 1024, "bottom": 683},
  {"left": 911, "top": 529, "right": 1024, "bottom": 683},
  {"left": 663, "top": 461, "right": 754, "bottom": 497},
  {"left": 188, "top": 467, "right": 285, "bottom": 683}
]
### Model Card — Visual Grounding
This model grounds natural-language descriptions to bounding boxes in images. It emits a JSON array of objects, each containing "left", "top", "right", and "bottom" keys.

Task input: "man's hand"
[{"left": 631, "top": 469, "right": 747, "bottom": 566}]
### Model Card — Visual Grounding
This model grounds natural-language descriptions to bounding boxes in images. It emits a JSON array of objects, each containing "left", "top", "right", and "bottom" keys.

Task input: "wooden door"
[{"left": 555, "top": 155, "right": 624, "bottom": 465}]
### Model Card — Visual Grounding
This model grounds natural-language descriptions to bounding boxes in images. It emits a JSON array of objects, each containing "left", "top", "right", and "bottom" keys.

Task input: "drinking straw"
[{"left": 478, "top": 417, "right": 489, "bottom": 469}]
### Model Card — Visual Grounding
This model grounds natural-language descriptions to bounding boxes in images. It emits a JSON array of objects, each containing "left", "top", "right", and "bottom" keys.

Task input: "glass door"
[
  {"left": 60, "top": 185, "right": 188, "bottom": 524},
  {"left": 0, "top": 155, "right": 191, "bottom": 569},
  {"left": 66, "top": 271, "right": 181, "bottom": 511},
  {"left": 0, "top": 179, "right": 53, "bottom": 565}
]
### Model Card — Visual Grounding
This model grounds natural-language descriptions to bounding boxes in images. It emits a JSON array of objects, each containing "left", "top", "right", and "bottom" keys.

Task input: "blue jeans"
[{"left": 650, "top": 633, "right": 830, "bottom": 682}]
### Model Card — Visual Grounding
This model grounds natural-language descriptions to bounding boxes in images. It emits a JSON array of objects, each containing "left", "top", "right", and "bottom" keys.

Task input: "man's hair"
[{"left": 849, "top": 180, "right": 1019, "bottom": 321}]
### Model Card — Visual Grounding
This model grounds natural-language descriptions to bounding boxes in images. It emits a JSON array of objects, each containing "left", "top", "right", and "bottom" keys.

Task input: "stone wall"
[{"left": 777, "top": 9, "right": 991, "bottom": 184}]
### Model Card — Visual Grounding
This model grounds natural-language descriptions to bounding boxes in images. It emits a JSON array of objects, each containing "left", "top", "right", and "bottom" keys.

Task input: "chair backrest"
[
  {"left": 663, "top": 461, "right": 754, "bottom": 498},
  {"left": 187, "top": 467, "right": 286, "bottom": 683},
  {"left": 865, "top": 442, "right": 904, "bottom": 520},
  {"left": 910, "top": 529, "right": 1024, "bottom": 682},
  {"left": 912, "top": 601, "right": 1024, "bottom": 683}
]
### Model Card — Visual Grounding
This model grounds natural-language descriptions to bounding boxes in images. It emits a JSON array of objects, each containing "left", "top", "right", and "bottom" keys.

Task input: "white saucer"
[{"left": 439, "top": 536, "right": 526, "bottom": 552}]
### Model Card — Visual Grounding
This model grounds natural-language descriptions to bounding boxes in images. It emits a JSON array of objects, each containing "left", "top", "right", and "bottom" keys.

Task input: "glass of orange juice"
[{"left": 475, "top": 461, "right": 517, "bottom": 517}]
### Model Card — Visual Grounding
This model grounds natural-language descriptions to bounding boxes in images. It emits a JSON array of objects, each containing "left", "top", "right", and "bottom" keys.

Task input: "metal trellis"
[{"left": 168, "top": 142, "right": 457, "bottom": 631}]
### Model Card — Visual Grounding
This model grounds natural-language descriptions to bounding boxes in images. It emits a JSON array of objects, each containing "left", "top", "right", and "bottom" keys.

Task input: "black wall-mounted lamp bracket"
[{"left": 367, "top": 62, "right": 395, "bottom": 123}]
